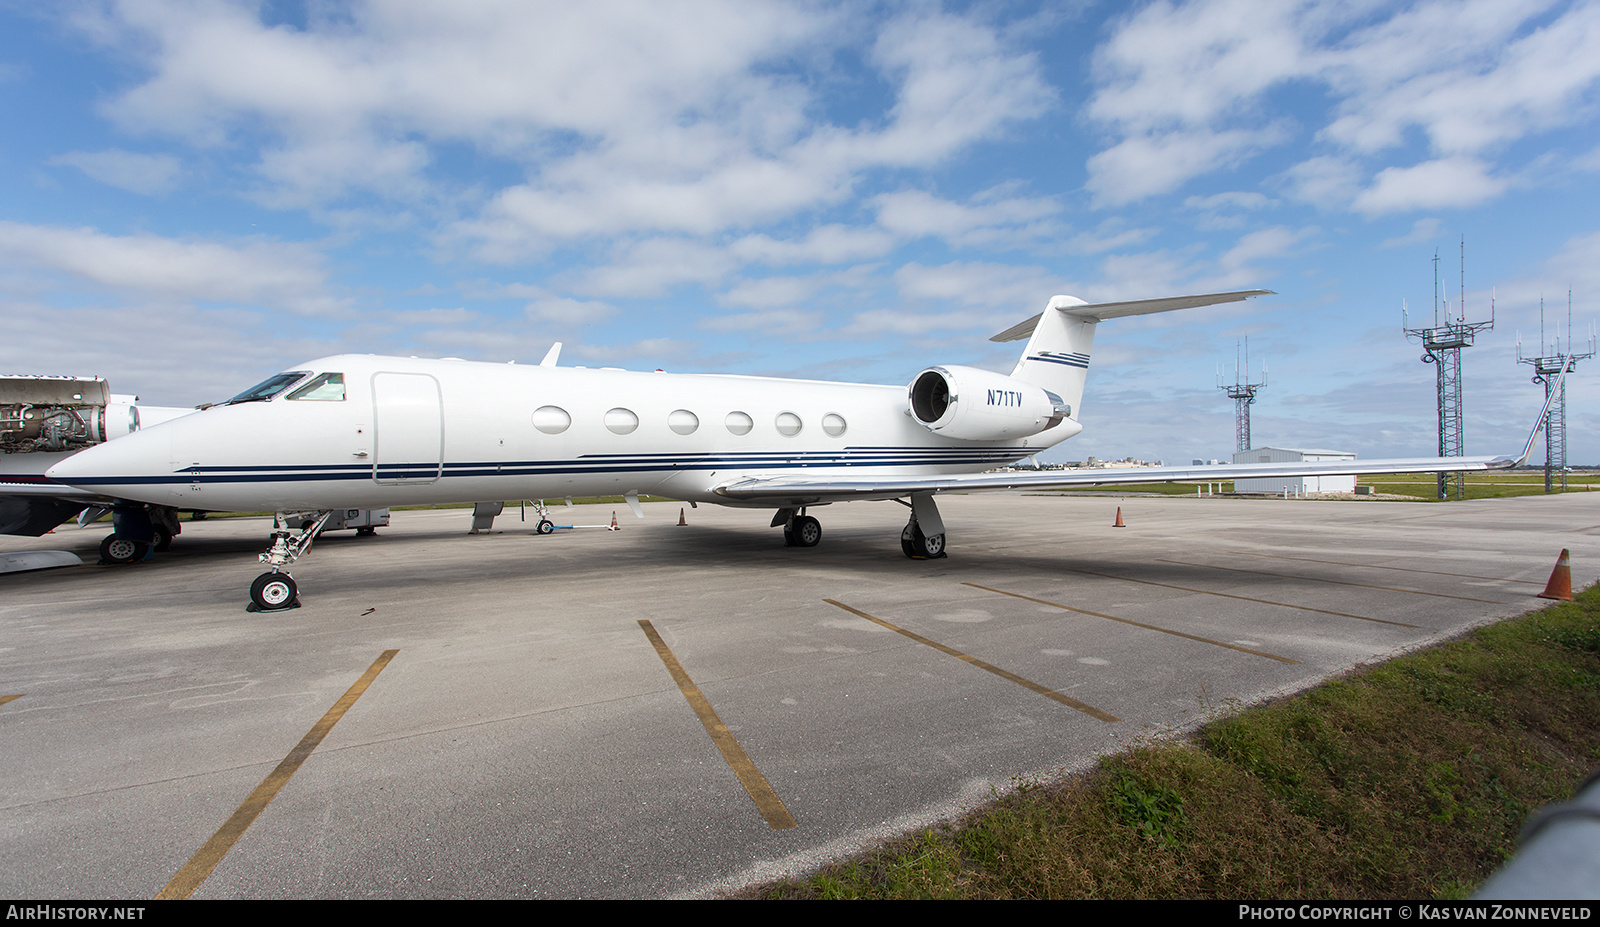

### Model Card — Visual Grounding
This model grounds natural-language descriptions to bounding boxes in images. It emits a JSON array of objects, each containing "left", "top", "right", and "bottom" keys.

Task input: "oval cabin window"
[
  {"left": 668, "top": 410, "right": 699, "bottom": 435},
  {"left": 604, "top": 408, "right": 639, "bottom": 435},
  {"left": 532, "top": 405, "right": 571, "bottom": 435},
  {"left": 775, "top": 412, "right": 802, "bottom": 436},
  {"left": 725, "top": 411, "right": 753, "bottom": 435},
  {"left": 822, "top": 413, "right": 847, "bottom": 437}
]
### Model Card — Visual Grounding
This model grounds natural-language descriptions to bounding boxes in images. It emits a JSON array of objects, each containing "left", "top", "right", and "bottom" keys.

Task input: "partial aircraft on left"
[{"left": 1, "top": 375, "right": 196, "bottom": 555}]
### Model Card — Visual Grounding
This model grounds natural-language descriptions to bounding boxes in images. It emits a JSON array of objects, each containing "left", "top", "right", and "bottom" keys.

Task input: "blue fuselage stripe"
[{"left": 68, "top": 447, "right": 1029, "bottom": 485}]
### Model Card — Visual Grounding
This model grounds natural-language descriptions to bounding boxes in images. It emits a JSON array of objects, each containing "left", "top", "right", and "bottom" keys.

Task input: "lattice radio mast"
[
  {"left": 1218, "top": 337, "right": 1266, "bottom": 452},
  {"left": 1404, "top": 241, "right": 1492, "bottom": 500},
  {"left": 1518, "top": 292, "right": 1594, "bottom": 492}
]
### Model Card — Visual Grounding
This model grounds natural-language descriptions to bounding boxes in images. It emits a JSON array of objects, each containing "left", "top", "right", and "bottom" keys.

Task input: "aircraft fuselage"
[{"left": 47, "top": 354, "right": 1082, "bottom": 513}]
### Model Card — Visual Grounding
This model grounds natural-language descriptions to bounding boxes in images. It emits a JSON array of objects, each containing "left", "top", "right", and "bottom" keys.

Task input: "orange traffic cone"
[
  {"left": 610, "top": 511, "right": 619, "bottom": 531},
  {"left": 678, "top": 507, "right": 688, "bottom": 526},
  {"left": 1537, "top": 549, "right": 1573, "bottom": 601},
  {"left": 1113, "top": 506, "right": 1125, "bottom": 528}
]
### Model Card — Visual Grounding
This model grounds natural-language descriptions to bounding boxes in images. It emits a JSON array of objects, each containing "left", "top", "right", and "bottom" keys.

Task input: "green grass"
[
  {"left": 1044, "top": 470, "right": 1600, "bottom": 501},
  {"left": 1362, "top": 471, "right": 1599, "bottom": 501},
  {"left": 754, "top": 587, "right": 1600, "bottom": 900}
]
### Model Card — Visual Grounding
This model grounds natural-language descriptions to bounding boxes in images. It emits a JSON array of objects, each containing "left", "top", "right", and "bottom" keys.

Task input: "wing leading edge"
[{"left": 712, "top": 453, "right": 1520, "bottom": 504}]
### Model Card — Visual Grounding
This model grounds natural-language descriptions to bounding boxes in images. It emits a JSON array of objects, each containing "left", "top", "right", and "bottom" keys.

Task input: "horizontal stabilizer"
[{"left": 991, "top": 289, "right": 1275, "bottom": 343}]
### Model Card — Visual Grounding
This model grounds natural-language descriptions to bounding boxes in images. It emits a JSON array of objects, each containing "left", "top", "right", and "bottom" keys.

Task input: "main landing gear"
[
  {"left": 773, "top": 507, "right": 823, "bottom": 547},
  {"left": 249, "top": 511, "right": 332, "bottom": 611},
  {"left": 773, "top": 493, "right": 949, "bottom": 559},
  {"left": 901, "top": 520, "right": 946, "bottom": 559},
  {"left": 97, "top": 503, "right": 181, "bottom": 564}
]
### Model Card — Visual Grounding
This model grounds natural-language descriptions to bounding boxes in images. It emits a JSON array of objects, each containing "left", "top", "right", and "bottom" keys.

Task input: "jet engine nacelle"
[{"left": 907, "top": 365, "right": 1069, "bottom": 441}]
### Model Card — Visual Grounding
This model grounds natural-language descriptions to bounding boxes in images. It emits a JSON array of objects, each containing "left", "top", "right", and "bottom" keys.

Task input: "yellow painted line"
[
  {"left": 1052, "top": 567, "right": 1421, "bottom": 629},
  {"left": 963, "top": 583, "right": 1302, "bottom": 664},
  {"left": 1242, "top": 551, "right": 1543, "bottom": 586},
  {"left": 824, "top": 599, "right": 1120, "bottom": 722},
  {"left": 638, "top": 621, "right": 796, "bottom": 831},
  {"left": 1158, "top": 559, "right": 1506, "bottom": 604},
  {"left": 156, "top": 649, "right": 399, "bottom": 900},
  {"left": 0, "top": 695, "right": 21, "bottom": 707}
]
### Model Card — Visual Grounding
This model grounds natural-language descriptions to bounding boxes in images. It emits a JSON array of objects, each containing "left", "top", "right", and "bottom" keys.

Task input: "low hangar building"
[{"left": 1231, "top": 447, "right": 1357, "bottom": 494}]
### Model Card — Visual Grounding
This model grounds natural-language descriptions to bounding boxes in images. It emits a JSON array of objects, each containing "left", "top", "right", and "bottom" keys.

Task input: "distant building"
[{"left": 1232, "top": 447, "right": 1357, "bottom": 493}]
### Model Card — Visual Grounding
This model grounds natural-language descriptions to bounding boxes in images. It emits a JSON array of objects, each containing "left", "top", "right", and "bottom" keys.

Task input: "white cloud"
[
  {"left": 1216, "top": 226, "right": 1315, "bottom": 281},
  {"left": 523, "top": 296, "right": 618, "bottom": 327},
  {"left": 1276, "top": 154, "right": 1364, "bottom": 210},
  {"left": 0, "top": 297, "right": 327, "bottom": 406},
  {"left": 874, "top": 188, "right": 1061, "bottom": 248},
  {"left": 1086, "top": 126, "right": 1289, "bottom": 204},
  {"left": 565, "top": 237, "right": 740, "bottom": 299},
  {"left": 1184, "top": 191, "right": 1275, "bottom": 211},
  {"left": 700, "top": 307, "right": 825, "bottom": 334},
  {"left": 893, "top": 261, "right": 1077, "bottom": 310},
  {"left": 1380, "top": 217, "right": 1445, "bottom": 248},
  {"left": 1084, "top": 0, "right": 1600, "bottom": 211},
  {"left": 716, "top": 276, "right": 826, "bottom": 311},
  {"left": 0, "top": 222, "right": 344, "bottom": 317},
  {"left": 729, "top": 226, "right": 898, "bottom": 267},
  {"left": 48, "top": 149, "right": 182, "bottom": 195},
  {"left": 1351, "top": 157, "right": 1507, "bottom": 215},
  {"left": 77, "top": 2, "right": 1052, "bottom": 254}
]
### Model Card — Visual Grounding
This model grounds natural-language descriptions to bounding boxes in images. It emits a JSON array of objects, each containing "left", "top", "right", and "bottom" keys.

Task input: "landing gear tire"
[
  {"left": 901, "top": 524, "right": 946, "bottom": 559},
  {"left": 99, "top": 534, "right": 147, "bottom": 565},
  {"left": 249, "top": 572, "right": 298, "bottom": 611},
  {"left": 152, "top": 526, "right": 173, "bottom": 552},
  {"left": 536, "top": 519, "right": 555, "bottom": 535},
  {"left": 791, "top": 515, "right": 822, "bottom": 548}
]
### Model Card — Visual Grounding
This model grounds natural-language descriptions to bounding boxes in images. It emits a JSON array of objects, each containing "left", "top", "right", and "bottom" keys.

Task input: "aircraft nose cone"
[
  {"left": 45, "top": 425, "right": 176, "bottom": 505},
  {"left": 43, "top": 447, "right": 97, "bottom": 483}
]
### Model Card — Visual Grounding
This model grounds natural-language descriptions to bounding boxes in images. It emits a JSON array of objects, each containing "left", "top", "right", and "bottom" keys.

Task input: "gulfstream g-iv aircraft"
[{"left": 45, "top": 290, "right": 1552, "bottom": 611}]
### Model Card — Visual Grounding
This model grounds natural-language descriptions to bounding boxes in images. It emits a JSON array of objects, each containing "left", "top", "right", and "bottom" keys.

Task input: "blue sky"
[{"left": 3, "top": 0, "right": 1598, "bottom": 465}]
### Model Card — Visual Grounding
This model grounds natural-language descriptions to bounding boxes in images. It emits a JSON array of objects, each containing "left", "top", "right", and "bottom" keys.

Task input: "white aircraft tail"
[{"left": 991, "top": 289, "right": 1274, "bottom": 420}]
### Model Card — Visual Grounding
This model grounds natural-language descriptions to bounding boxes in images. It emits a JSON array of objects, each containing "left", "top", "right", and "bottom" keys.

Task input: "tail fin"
[{"left": 992, "top": 289, "right": 1273, "bottom": 420}]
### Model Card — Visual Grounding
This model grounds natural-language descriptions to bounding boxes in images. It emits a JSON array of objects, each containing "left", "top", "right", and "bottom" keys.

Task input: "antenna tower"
[
  {"left": 1218, "top": 337, "right": 1266, "bottom": 452},
  {"left": 1518, "top": 292, "right": 1594, "bottom": 492},
  {"left": 1404, "top": 240, "right": 1492, "bottom": 500}
]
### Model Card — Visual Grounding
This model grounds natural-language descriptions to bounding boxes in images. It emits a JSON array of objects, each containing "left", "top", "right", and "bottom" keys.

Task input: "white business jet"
[{"left": 45, "top": 290, "right": 1552, "bottom": 611}]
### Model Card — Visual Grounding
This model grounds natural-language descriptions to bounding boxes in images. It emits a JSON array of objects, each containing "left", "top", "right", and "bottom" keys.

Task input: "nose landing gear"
[{"left": 248, "top": 511, "right": 331, "bottom": 611}]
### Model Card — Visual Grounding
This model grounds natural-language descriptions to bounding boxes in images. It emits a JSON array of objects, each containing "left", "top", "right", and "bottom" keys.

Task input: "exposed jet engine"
[
  {"left": 907, "top": 365, "right": 1070, "bottom": 441},
  {"left": 1, "top": 376, "right": 118, "bottom": 453}
]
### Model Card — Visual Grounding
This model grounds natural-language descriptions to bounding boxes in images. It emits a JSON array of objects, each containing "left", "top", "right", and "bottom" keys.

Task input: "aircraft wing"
[
  {"left": 716, "top": 356, "right": 1566, "bottom": 505},
  {"left": 0, "top": 456, "right": 106, "bottom": 536},
  {"left": 711, "top": 453, "right": 1521, "bottom": 504}
]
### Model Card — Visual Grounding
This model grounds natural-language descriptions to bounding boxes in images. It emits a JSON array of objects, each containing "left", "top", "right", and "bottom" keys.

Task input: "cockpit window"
[
  {"left": 225, "top": 371, "right": 311, "bottom": 404},
  {"left": 286, "top": 372, "right": 345, "bottom": 401}
]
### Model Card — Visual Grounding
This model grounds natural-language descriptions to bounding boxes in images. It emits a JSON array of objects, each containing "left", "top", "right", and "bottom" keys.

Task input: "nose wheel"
[
  {"left": 246, "top": 511, "right": 330, "bottom": 611},
  {"left": 249, "top": 572, "right": 299, "bottom": 611}
]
